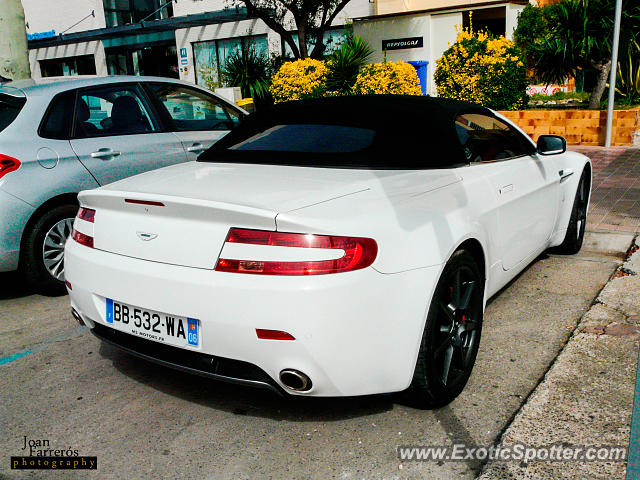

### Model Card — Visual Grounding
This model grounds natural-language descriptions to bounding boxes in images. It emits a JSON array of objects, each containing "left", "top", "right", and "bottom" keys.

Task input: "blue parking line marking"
[
  {"left": 627, "top": 344, "right": 640, "bottom": 479},
  {"left": 0, "top": 350, "right": 32, "bottom": 366}
]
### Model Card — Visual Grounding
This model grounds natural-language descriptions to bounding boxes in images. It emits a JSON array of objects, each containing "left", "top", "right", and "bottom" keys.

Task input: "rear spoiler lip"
[
  {"left": 77, "top": 188, "right": 280, "bottom": 225},
  {"left": 0, "top": 86, "right": 27, "bottom": 98}
]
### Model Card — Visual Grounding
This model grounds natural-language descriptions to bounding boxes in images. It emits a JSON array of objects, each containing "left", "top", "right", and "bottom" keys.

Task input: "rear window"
[
  {"left": 200, "top": 97, "right": 472, "bottom": 169},
  {"left": 230, "top": 125, "right": 376, "bottom": 153},
  {"left": 0, "top": 93, "right": 26, "bottom": 133}
]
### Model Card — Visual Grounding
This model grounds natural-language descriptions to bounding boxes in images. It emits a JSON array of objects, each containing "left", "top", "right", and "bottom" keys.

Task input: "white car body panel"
[
  {"left": 65, "top": 108, "right": 591, "bottom": 397},
  {"left": 65, "top": 241, "right": 440, "bottom": 396}
]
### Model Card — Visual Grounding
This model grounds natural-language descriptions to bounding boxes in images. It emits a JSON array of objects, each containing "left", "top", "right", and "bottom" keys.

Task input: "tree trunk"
[
  {"left": 588, "top": 60, "right": 612, "bottom": 109},
  {"left": 0, "top": 0, "right": 31, "bottom": 80},
  {"left": 310, "top": 34, "right": 326, "bottom": 59},
  {"left": 297, "top": 24, "right": 309, "bottom": 58}
]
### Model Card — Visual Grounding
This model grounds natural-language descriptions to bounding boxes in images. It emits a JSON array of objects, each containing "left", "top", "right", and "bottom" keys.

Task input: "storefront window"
[
  {"left": 282, "top": 29, "right": 346, "bottom": 59},
  {"left": 40, "top": 55, "right": 97, "bottom": 77},
  {"left": 193, "top": 35, "right": 268, "bottom": 91},
  {"left": 103, "top": 0, "right": 173, "bottom": 28},
  {"left": 216, "top": 38, "right": 243, "bottom": 77},
  {"left": 106, "top": 44, "right": 179, "bottom": 78},
  {"left": 193, "top": 40, "right": 219, "bottom": 90}
]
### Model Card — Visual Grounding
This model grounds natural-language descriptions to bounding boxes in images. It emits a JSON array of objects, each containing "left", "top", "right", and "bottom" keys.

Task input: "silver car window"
[
  {"left": 149, "top": 84, "right": 241, "bottom": 132},
  {"left": 74, "top": 86, "right": 158, "bottom": 138}
]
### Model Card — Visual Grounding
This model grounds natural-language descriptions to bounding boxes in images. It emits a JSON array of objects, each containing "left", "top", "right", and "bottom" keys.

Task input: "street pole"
[
  {"left": 604, "top": 0, "right": 623, "bottom": 147},
  {"left": 0, "top": 0, "right": 31, "bottom": 81}
]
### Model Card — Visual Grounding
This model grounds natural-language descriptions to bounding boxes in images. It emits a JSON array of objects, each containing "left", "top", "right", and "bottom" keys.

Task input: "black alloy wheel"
[
  {"left": 553, "top": 168, "right": 590, "bottom": 255},
  {"left": 403, "top": 249, "right": 484, "bottom": 409}
]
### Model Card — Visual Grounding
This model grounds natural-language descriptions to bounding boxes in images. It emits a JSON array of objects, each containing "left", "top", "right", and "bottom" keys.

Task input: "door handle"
[
  {"left": 187, "top": 143, "right": 206, "bottom": 153},
  {"left": 559, "top": 169, "right": 574, "bottom": 181},
  {"left": 91, "top": 148, "right": 121, "bottom": 159},
  {"left": 499, "top": 184, "right": 514, "bottom": 194}
]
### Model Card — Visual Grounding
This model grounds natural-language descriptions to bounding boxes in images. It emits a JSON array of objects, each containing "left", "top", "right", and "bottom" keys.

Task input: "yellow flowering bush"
[
  {"left": 270, "top": 58, "right": 329, "bottom": 103},
  {"left": 434, "top": 29, "right": 528, "bottom": 110},
  {"left": 352, "top": 61, "right": 422, "bottom": 96}
]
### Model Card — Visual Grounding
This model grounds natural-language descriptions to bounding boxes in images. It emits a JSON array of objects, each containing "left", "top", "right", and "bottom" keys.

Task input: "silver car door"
[
  {"left": 69, "top": 84, "right": 187, "bottom": 186},
  {"left": 145, "top": 82, "right": 243, "bottom": 158}
]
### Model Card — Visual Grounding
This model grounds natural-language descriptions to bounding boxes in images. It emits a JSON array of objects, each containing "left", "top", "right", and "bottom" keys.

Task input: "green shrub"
[
  {"left": 352, "top": 61, "right": 421, "bottom": 96},
  {"left": 434, "top": 29, "right": 528, "bottom": 110},
  {"left": 529, "top": 91, "right": 590, "bottom": 102},
  {"left": 616, "top": 40, "right": 640, "bottom": 106}
]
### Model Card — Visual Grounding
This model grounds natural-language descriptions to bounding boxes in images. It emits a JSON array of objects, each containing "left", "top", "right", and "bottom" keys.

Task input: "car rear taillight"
[
  {"left": 77, "top": 207, "right": 95, "bottom": 223},
  {"left": 0, "top": 154, "right": 21, "bottom": 180},
  {"left": 71, "top": 229, "right": 94, "bottom": 248},
  {"left": 72, "top": 207, "right": 95, "bottom": 248},
  {"left": 215, "top": 228, "right": 377, "bottom": 275}
]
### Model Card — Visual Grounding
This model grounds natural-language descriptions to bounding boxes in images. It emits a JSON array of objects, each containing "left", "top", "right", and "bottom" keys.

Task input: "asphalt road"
[{"left": 0, "top": 231, "right": 632, "bottom": 480}]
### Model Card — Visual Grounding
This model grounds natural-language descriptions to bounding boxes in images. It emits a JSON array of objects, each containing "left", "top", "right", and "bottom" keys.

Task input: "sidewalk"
[
  {"left": 571, "top": 146, "right": 640, "bottom": 234},
  {"left": 479, "top": 146, "right": 640, "bottom": 479},
  {"left": 478, "top": 234, "right": 639, "bottom": 479}
]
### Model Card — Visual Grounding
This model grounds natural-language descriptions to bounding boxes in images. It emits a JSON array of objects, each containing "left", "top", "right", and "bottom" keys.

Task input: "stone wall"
[{"left": 498, "top": 108, "right": 640, "bottom": 146}]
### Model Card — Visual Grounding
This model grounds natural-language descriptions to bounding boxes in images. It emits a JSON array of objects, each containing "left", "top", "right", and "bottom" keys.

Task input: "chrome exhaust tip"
[
  {"left": 279, "top": 369, "right": 312, "bottom": 392},
  {"left": 71, "top": 308, "right": 84, "bottom": 326}
]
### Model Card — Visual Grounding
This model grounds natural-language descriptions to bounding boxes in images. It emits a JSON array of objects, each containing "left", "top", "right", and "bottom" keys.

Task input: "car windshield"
[
  {"left": 229, "top": 124, "right": 376, "bottom": 154},
  {"left": 0, "top": 93, "right": 26, "bottom": 133}
]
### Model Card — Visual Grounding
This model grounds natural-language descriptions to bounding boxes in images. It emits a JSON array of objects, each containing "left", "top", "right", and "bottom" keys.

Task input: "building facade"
[
  {"left": 22, "top": 0, "right": 532, "bottom": 97},
  {"left": 353, "top": 0, "right": 529, "bottom": 96},
  {"left": 23, "top": 0, "right": 373, "bottom": 88}
]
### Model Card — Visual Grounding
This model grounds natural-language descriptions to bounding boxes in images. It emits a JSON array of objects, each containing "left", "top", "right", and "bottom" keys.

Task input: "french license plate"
[{"left": 105, "top": 298, "right": 199, "bottom": 348}]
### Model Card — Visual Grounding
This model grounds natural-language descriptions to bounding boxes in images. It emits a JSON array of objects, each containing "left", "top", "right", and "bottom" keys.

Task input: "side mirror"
[{"left": 537, "top": 135, "right": 566, "bottom": 155}]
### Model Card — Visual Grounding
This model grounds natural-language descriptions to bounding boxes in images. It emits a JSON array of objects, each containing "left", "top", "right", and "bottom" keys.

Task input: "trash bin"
[{"left": 407, "top": 61, "right": 429, "bottom": 96}]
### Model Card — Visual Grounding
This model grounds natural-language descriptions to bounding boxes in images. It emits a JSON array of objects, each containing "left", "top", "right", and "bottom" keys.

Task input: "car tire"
[
  {"left": 402, "top": 250, "right": 484, "bottom": 409},
  {"left": 552, "top": 168, "right": 590, "bottom": 255},
  {"left": 21, "top": 204, "right": 77, "bottom": 296}
]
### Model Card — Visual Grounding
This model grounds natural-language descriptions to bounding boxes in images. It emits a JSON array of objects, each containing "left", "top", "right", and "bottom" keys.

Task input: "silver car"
[{"left": 0, "top": 76, "right": 244, "bottom": 294}]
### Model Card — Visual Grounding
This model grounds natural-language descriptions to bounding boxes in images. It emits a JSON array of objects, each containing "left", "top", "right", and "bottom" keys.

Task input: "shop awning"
[{"left": 28, "top": 8, "right": 251, "bottom": 49}]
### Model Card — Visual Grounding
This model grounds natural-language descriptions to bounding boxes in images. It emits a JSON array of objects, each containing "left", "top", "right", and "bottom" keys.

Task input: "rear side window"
[
  {"left": 40, "top": 92, "right": 75, "bottom": 139},
  {"left": 72, "top": 85, "right": 159, "bottom": 138},
  {"left": 455, "top": 113, "right": 534, "bottom": 162},
  {"left": 0, "top": 93, "right": 26, "bottom": 133}
]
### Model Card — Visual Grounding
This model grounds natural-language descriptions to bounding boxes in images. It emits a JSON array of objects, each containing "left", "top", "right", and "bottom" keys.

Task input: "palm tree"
[
  {"left": 325, "top": 36, "right": 374, "bottom": 94},
  {"left": 0, "top": 0, "right": 31, "bottom": 80},
  {"left": 524, "top": 0, "right": 639, "bottom": 109},
  {"left": 221, "top": 46, "right": 271, "bottom": 101}
]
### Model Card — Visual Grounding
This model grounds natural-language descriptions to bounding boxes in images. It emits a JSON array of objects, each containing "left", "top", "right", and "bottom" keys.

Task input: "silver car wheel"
[{"left": 42, "top": 218, "right": 74, "bottom": 281}]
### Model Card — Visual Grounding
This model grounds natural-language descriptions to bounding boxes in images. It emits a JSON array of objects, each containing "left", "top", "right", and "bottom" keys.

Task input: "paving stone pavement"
[{"left": 571, "top": 146, "right": 640, "bottom": 234}]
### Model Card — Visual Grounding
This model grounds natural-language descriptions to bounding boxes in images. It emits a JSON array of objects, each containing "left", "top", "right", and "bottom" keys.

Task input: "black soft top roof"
[{"left": 200, "top": 95, "right": 492, "bottom": 169}]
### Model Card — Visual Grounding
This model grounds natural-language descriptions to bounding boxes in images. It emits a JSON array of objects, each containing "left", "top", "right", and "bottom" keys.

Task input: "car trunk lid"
[
  {"left": 80, "top": 161, "right": 461, "bottom": 269},
  {"left": 78, "top": 189, "right": 278, "bottom": 270}
]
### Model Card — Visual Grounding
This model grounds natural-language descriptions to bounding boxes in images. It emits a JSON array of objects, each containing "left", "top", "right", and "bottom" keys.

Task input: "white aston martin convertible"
[{"left": 65, "top": 95, "right": 591, "bottom": 408}]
